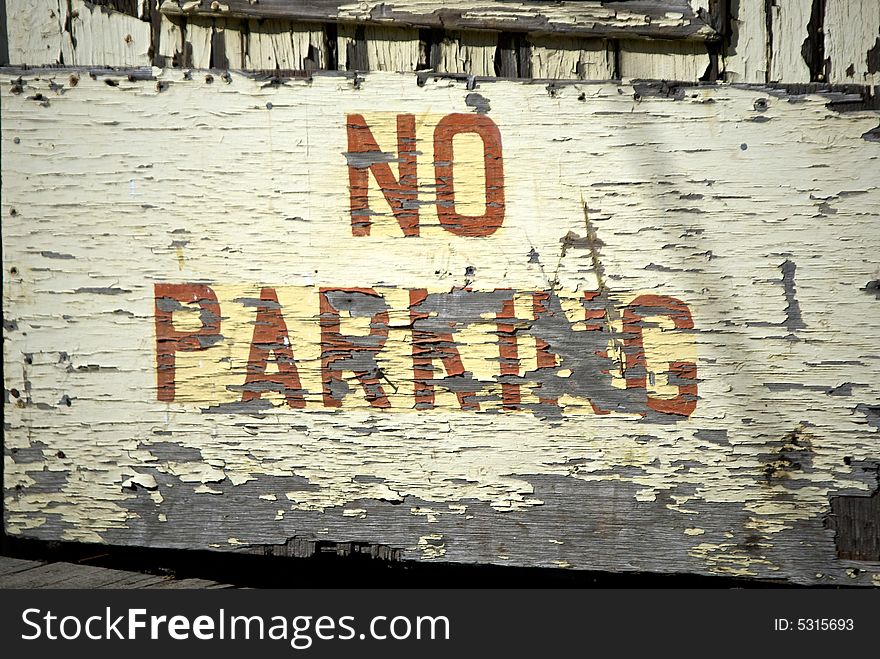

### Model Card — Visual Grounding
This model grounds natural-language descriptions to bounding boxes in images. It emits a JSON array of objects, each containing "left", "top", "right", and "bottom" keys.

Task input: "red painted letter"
[
  {"left": 623, "top": 295, "right": 697, "bottom": 417},
  {"left": 346, "top": 114, "right": 419, "bottom": 237},
  {"left": 433, "top": 113, "right": 504, "bottom": 237},
  {"left": 320, "top": 288, "right": 390, "bottom": 408},
  {"left": 154, "top": 283, "right": 221, "bottom": 402},
  {"left": 496, "top": 293, "right": 520, "bottom": 409},
  {"left": 532, "top": 291, "right": 558, "bottom": 408},
  {"left": 241, "top": 287, "right": 306, "bottom": 408},
  {"left": 410, "top": 289, "right": 480, "bottom": 411}
]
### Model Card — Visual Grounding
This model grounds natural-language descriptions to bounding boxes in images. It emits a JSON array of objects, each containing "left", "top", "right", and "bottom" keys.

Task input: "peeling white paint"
[{"left": 2, "top": 70, "right": 879, "bottom": 584}]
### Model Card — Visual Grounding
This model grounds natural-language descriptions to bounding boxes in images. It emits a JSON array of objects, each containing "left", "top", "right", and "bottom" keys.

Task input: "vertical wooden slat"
[
  {"left": 436, "top": 31, "right": 497, "bottom": 76},
  {"left": 209, "top": 19, "right": 227, "bottom": 69},
  {"left": 212, "top": 18, "right": 244, "bottom": 69},
  {"left": 58, "top": 0, "right": 151, "bottom": 67},
  {"left": 294, "top": 23, "right": 327, "bottom": 70},
  {"left": 492, "top": 32, "right": 533, "bottom": 78},
  {"left": 618, "top": 39, "right": 710, "bottom": 81},
  {"left": 0, "top": 0, "right": 8, "bottom": 65},
  {"left": 417, "top": 28, "right": 443, "bottom": 71},
  {"left": 767, "top": 0, "right": 812, "bottom": 83},
  {"left": 364, "top": 25, "right": 419, "bottom": 72},
  {"left": 336, "top": 24, "right": 419, "bottom": 72},
  {"left": 337, "top": 23, "right": 365, "bottom": 70},
  {"left": 240, "top": 20, "right": 326, "bottom": 70},
  {"left": 149, "top": 0, "right": 162, "bottom": 67},
  {"left": 5, "top": 0, "right": 64, "bottom": 65},
  {"left": 185, "top": 18, "right": 213, "bottom": 69},
  {"left": 529, "top": 35, "right": 614, "bottom": 80},
  {"left": 824, "top": 0, "right": 880, "bottom": 86},
  {"left": 156, "top": 12, "right": 183, "bottom": 67},
  {"left": 493, "top": 32, "right": 519, "bottom": 77}
]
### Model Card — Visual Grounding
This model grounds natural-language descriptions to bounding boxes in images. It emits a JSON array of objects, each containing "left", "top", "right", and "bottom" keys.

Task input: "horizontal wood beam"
[{"left": 160, "top": 0, "right": 719, "bottom": 41}]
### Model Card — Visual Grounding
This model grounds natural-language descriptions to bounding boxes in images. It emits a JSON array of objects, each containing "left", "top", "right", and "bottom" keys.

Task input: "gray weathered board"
[
  {"left": 0, "top": 556, "right": 231, "bottom": 588},
  {"left": 2, "top": 68, "right": 880, "bottom": 585}
]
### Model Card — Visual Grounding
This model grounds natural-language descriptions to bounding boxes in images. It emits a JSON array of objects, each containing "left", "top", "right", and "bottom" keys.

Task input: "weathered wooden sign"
[{"left": 3, "top": 69, "right": 879, "bottom": 584}]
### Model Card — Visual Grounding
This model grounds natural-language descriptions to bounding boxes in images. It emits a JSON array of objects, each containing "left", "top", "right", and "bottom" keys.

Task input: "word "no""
[{"left": 346, "top": 113, "right": 504, "bottom": 237}]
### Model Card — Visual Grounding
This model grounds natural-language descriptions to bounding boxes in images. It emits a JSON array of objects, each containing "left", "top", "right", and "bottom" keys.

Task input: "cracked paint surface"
[{"left": 2, "top": 69, "right": 880, "bottom": 584}]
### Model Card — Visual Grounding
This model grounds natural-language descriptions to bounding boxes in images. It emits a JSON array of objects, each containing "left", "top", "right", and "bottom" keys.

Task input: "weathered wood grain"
[
  {"left": 725, "top": 0, "right": 768, "bottom": 83},
  {"left": 4, "top": 3, "right": 877, "bottom": 89},
  {"left": 619, "top": 38, "right": 710, "bottom": 80},
  {"left": 528, "top": 35, "right": 613, "bottom": 81},
  {"left": 0, "top": 556, "right": 232, "bottom": 588},
  {"left": 767, "top": 0, "right": 812, "bottom": 83},
  {"left": 157, "top": 11, "right": 184, "bottom": 67},
  {"left": 824, "top": 0, "right": 880, "bottom": 88},
  {"left": 338, "top": 23, "right": 420, "bottom": 72},
  {"left": 2, "top": 70, "right": 880, "bottom": 586},
  {"left": 436, "top": 30, "right": 497, "bottom": 76},
  {"left": 160, "top": 0, "right": 718, "bottom": 41},
  {"left": 5, "top": 0, "right": 151, "bottom": 67},
  {"left": 0, "top": 555, "right": 44, "bottom": 577},
  {"left": 5, "top": 0, "right": 66, "bottom": 66},
  {"left": 721, "top": 1, "right": 880, "bottom": 85}
]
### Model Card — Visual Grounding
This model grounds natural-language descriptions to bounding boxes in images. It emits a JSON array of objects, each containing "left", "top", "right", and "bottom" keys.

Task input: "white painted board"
[{"left": 2, "top": 70, "right": 880, "bottom": 584}]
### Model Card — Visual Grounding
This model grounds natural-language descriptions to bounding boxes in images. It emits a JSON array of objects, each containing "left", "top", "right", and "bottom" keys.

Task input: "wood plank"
[
  {"left": 3, "top": 70, "right": 879, "bottom": 585},
  {"left": 0, "top": 562, "right": 138, "bottom": 588},
  {"left": 0, "top": 555, "right": 46, "bottom": 577},
  {"left": 5, "top": 0, "right": 151, "bottom": 68},
  {"left": 338, "top": 24, "right": 420, "bottom": 72},
  {"left": 214, "top": 17, "right": 244, "bottom": 69},
  {"left": 436, "top": 30, "right": 497, "bottom": 76},
  {"left": 60, "top": 0, "right": 152, "bottom": 67},
  {"left": 185, "top": 17, "right": 214, "bottom": 68},
  {"left": 768, "top": 0, "right": 812, "bottom": 83},
  {"left": 157, "top": 12, "right": 184, "bottom": 67},
  {"left": 824, "top": 0, "right": 880, "bottom": 86},
  {"left": 160, "top": 1, "right": 718, "bottom": 41},
  {"left": 528, "top": 35, "right": 614, "bottom": 81},
  {"left": 4, "top": 0, "right": 65, "bottom": 66},
  {"left": 0, "top": 557, "right": 231, "bottom": 588},
  {"left": 246, "top": 19, "right": 295, "bottom": 70},
  {"left": 151, "top": 577, "right": 233, "bottom": 588}
]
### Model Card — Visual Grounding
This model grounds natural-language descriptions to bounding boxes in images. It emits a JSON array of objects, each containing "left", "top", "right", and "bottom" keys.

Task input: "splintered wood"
[{"left": 2, "top": 70, "right": 880, "bottom": 585}]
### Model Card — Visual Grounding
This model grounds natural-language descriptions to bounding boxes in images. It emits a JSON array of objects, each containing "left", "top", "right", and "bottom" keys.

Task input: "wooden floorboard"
[
  {"left": 0, "top": 556, "right": 232, "bottom": 589},
  {"left": 0, "top": 556, "right": 46, "bottom": 578}
]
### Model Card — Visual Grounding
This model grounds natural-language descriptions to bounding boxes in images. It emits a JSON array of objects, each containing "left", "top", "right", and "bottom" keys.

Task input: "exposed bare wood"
[
  {"left": 185, "top": 17, "right": 213, "bottom": 68},
  {"left": 767, "top": 0, "right": 811, "bottom": 83},
  {"left": 159, "top": 0, "right": 719, "bottom": 41},
  {"left": 619, "top": 38, "right": 710, "bottom": 80},
  {"left": 724, "top": 0, "right": 768, "bottom": 83},
  {"left": 528, "top": 35, "right": 614, "bottom": 81},
  {"left": 156, "top": 11, "right": 184, "bottom": 67},
  {"left": 337, "top": 24, "right": 419, "bottom": 72},
  {"left": 242, "top": 19, "right": 327, "bottom": 70},
  {"left": 824, "top": 0, "right": 880, "bottom": 87},
  {"left": 436, "top": 30, "right": 496, "bottom": 76}
]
